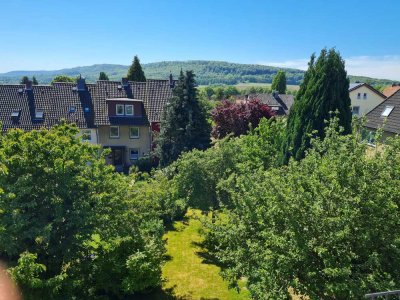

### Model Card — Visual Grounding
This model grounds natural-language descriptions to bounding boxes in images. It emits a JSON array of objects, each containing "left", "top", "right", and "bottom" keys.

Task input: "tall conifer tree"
[
  {"left": 127, "top": 55, "right": 146, "bottom": 82},
  {"left": 271, "top": 70, "right": 287, "bottom": 94},
  {"left": 32, "top": 76, "right": 39, "bottom": 85},
  {"left": 156, "top": 70, "right": 211, "bottom": 166},
  {"left": 282, "top": 48, "right": 352, "bottom": 162},
  {"left": 98, "top": 72, "right": 109, "bottom": 80},
  {"left": 20, "top": 76, "right": 30, "bottom": 84}
]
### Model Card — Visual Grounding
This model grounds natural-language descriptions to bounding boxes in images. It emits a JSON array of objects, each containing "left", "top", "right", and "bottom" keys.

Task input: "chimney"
[
  {"left": 77, "top": 77, "right": 86, "bottom": 91},
  {"left": 25, "top": 80, "right": 33, "bottom": 91},
  {"left": 122, "top": 77, "right": 129, "bottom": 87},
  {"left": 169, "top": 72, "right": 175, "bottom": 88}
]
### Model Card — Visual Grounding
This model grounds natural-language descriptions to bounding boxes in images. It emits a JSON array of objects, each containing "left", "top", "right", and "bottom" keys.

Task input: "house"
[
  {"left": 365, "top": 89, "right": 400, "bottom": 141},
  {"left": 349, "top": 83, "right": 386, "bottom": 116},
  {"left": 0, "top": 77, "right": 175, "bottom": 170},
  {"left": 235, "top": 92, "right": 294, "bottom": 116},
  {"left": 382, "top": 83, "right": 400, "bottom": 98}
]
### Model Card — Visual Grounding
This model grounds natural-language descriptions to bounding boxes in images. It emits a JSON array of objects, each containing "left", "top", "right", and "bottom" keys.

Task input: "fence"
[{"left": 365, "top": 290, "right": 400, "bottom": 299}]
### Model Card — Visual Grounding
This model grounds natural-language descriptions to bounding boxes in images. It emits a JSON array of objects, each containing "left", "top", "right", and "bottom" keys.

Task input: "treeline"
[{"left": 0, "top": 60, "right": 395, "bottom": 86}]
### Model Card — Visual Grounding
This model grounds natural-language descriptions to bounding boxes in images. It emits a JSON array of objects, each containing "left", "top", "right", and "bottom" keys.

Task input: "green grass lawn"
[{"left": 157, "top": 209, "right": 250, "bottom": 300}]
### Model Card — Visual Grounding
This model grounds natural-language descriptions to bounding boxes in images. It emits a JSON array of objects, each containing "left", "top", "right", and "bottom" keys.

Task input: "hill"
[{"left": 0, "top": 60, "right": 395, "bottom": 86}]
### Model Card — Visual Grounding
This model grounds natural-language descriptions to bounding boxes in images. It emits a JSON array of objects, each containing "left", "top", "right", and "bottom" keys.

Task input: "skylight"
[
  {"left": 69, "top": 106, "right": 76, "bottom": 113},
  {"left": 11, "top": 110, "right": 21, "bottom": 118},
  {"left": 381, "top": 106, "right": 394, "bottom": 117},
  {"left": 35, "top": 110, "right": 44, "bottom": 119},
  {"left": 84, "top": 107, "right": 90, "bottom": 113}
]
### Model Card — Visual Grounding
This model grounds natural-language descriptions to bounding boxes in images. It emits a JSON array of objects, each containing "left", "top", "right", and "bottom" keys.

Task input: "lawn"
[{"left": 158, "top": 209, "right": 250, "bottom": 300}]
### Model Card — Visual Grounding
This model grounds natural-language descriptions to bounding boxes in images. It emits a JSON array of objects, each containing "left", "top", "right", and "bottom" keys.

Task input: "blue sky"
[{"left": 1, "top": 0, "right": 399, "bottom": 79}]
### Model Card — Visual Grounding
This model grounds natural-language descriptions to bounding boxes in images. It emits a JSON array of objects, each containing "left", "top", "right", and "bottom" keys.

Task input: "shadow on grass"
[
  {"left": 164, "top": 215, "right": 190, "bottom": 232},
  {"left": 130, "top": 285, "right": 193, "bottom": 300},
  {"left": 191, "top": 240, "right": 225, "bottom": 269}
]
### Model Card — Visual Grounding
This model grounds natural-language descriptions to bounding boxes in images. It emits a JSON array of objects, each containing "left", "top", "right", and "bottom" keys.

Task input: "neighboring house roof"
[
  {"left": 348, "top": 82, "right": 386, "bottom": 99},
  {"left": 382, "top": 84, "right": 400, "bottom": 98},
  {"left": 234, "top": 93, "right": 295, "bottom": 115},
  {"left": 365, "top": 90, "right": 400, "bottom": 134},
  {"left": 0, "top": 78, "right": 175, "bottom": 131}
]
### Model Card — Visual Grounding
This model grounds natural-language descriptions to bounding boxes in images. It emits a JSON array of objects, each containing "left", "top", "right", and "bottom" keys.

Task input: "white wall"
[{"left": 350, "top": 86, "right": 385, "bottom": 116}]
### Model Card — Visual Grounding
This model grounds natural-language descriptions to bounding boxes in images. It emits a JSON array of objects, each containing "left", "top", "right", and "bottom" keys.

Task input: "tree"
[
  {"left": 282, "top": 48, "right": 352, "bottom": 162},
  {"left": 0, "top": 123, "right": 165, "bottom": 299},
  {"left": 203, "top": 119, "right": 400, "bottom": 299},
  {"left": 20, "top": 76, "right": 30, "bottom": 84},
  {"left": 98, "top": 71, "right": 109, "bottom": 81},
  {"left": 51, "top": 75, "right": 76, "bottom": 84},
  {"left": 211, "top": 99, "right": 275, "bottom": 138},
  {"left": 127, "top": 55, "right": 146, "bottom": 82},
  {"left": 156, "top": 70, "right": 211, "bottom": 167},
  {"left": 32, "top": 76, "right": 38, "bottom": 85},
  {"left": 271, "top": 70, "right": 287, "bottom": 94}
]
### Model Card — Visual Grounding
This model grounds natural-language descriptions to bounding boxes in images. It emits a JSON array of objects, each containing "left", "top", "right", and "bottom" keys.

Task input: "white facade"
[{"left": 349, "top": 85, "right": 386, "bottom": 116}]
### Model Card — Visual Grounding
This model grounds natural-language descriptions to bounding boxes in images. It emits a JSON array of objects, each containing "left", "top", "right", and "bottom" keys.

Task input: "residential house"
[
  {"left": 349, "top": 83, "right": 386, "bottom": 116},
  {"left": 365, "top": 89, "right": 400, "bottom": 141},
  {"left": 0, "top": 76, "right": 175, "bottom": 171},
  {"left": 235, "top": 92, "right": 294, "bottom": 116},
  {"left": 382, "top": 83, "right": 400, "bottom": 98}
]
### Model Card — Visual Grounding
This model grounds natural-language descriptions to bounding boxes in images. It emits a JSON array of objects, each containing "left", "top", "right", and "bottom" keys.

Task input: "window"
[
  {"left": 116, "top": 104, "right": 124, "bottom": 115},
  {"left": 125, "top": 104, "right": 134, "bottom": 116},
  {"left": 129, "top": 127, "right": 139, "bottom": 138},
  {"left": 110, "top": 126, "right": 120, "bottom": 138},
  {"left": 357, "top": 93, "right": 361, "bottom": 99},
  {"left": 69, "top": 106, "right": 76, "bottom": 113},
  {"left": 352, "top": 106, "right": 360, "bottom": 115},
  {"left": 11, "top": 110, "right": 21, "bottom": 118},
  {"left": 84, "top": 107, "right": 90, "bottom": 113},
  {"left": 130, "top": 148, "right": 139, "bottom": 161},
  {"left": 363, "top": 93, "right": 367, "bottom": 99},
  {"left": 35, "top": 110, "right": 44, "bottom": 119},
  {"left": 381, "top": 106, "right": 394, "bottom": 117},
  {"left": 82, "top": 130, "right": 92, "bottom": 141}
]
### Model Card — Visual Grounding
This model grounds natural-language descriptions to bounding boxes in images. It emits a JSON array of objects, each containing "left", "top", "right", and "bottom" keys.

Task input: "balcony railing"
[{"left": 365, "top": 290, "right": 400, "bottom": 299}]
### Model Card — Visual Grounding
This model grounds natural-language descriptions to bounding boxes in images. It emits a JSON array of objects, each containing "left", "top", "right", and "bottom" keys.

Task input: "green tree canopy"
[
  {"left": 127, "top": 55, "right": 146, "bottom": 82},
  {"left": 156, "top": 70, "right": 211, "bottom": 167},
  {"left": 282, "top": 48, "right": 352, "bottom": 162},
  {"left": 32, "top": 76, "right": 38, "bottom": 85},
  {"left": 98, "top": 71, "right": 109, "bottom": 80},
  {"left": 20, "top": 76, "right": 30, "bottom": 84},
  {"left": 271, "top": 70, "right": 287, "bottom": 94},
  {"left": 51, "top": 75, "right": 76, "bottom": 84},
  {"left": 0, "top": 123, "right": 165, "bottom": 299}
]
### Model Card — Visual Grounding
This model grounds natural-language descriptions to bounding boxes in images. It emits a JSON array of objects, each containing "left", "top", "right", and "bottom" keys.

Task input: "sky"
[{"left": 1, "top": 0, "right": 399, "bottom": 80}]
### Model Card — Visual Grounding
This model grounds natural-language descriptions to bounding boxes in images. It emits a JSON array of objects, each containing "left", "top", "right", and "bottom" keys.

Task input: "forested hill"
[{"left": 0, "top": 60, "right": 394, "bottom": 86}]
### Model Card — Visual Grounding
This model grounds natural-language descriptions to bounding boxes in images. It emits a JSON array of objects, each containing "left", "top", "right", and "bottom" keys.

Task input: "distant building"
[
  {"left": 382, "top": 83, "right": 400, "bottom": 98},
  {"left": 365, "top": 89, "right": 400, "bottom": 141},
  {"left": 235, "top": 92, "right": 294, "bottom": 116},
  {"left": 349, "top": 83, "right": 386, "bottom": 116},
  {"left": 0, "top": 77, "right": 175, "bottom": 171}
]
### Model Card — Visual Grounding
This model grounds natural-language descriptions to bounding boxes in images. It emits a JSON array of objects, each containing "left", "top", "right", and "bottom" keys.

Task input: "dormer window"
[
  {"left": 35, "top": 110, "right": 44, "bottom": 120},
  {"left": 116, "top": 104, "right": 124, "bottom": 115},
  {"left": 125, "top": 105, "right": 134, "bottom": 116}
]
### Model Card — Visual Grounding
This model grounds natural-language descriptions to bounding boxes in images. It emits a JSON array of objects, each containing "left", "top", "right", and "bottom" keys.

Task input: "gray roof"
[
  {"left": 0, "top": 79, "right": 174, "bottom": 131},
  {"left": 365, "top": 90, "right": 400, "bottom": 134},
  {"left": 349, "top": 83, "right": 364, "bottom": 90},
  {"left": 235, "top": 93, "right": 294, "bottom": 115}
]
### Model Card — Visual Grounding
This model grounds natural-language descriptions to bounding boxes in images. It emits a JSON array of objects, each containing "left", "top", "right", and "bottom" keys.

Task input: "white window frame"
[
  {"left": 129, "top": 127, "right": 140, "bottom": 139},
  {"left": 125, "top": 104, "right": 134, "bottom": 116},
  {"left": 116, "top": 104, "right": 124, "bottom": 116},
  {"left": 110, "top": 126, "right": 120, "bottom": 138},
  {"left": 129, "top": 148, "right": 139, "bottom": 161}
]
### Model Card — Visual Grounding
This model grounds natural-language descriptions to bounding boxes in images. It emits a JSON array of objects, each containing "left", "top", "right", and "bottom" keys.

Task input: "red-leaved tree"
[{"left": 211, "top": 99, "right": 275, "bottom": 138}]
